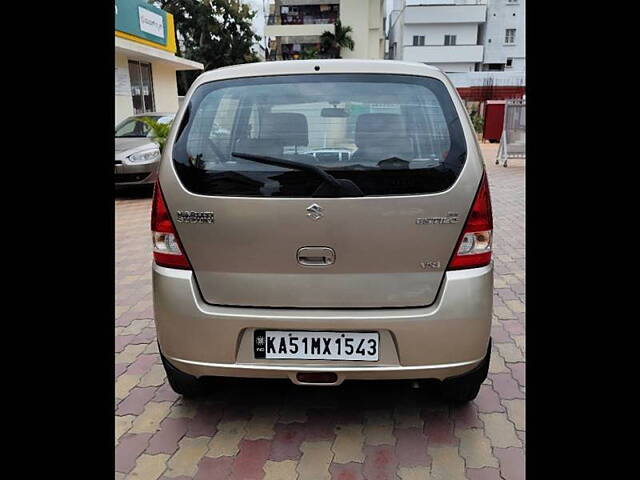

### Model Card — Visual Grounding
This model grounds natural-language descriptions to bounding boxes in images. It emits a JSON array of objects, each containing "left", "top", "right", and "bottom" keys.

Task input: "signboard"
[
  {"left": 115, "top": 0, "right": 167, "bottom": 46},
  {"left": 138, "top": 6, "right": 164, "bottom": 38}
]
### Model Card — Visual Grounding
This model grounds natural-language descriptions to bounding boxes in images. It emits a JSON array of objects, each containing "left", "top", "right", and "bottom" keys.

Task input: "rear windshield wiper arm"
[{"left": 231, "top": 152, "right": 363, "bottom": 197}]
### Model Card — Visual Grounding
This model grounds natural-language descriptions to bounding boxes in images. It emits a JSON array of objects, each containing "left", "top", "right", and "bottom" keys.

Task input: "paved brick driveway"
[{"left": 115, "top": 143, "right": 525, "bottom": 480}]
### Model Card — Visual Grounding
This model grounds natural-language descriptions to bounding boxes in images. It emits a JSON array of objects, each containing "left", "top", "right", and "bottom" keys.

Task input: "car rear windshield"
[{"left": 172, "top": 74, "right": 467, "bottom": 197}]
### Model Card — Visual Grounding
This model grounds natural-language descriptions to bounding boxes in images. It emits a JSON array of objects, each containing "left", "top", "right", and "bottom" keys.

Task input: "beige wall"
[
  {"left": 340, "top": 0, "right": 385, "bottom": 60},
  {"left": 115, "top": 52, "right": 134, "bottom": 124},
  {"left": 115, "top": 52, "right": 180, "bottom": 125},
  {"left": 151, "top": 62, "right": 179, "bottom": 115}
]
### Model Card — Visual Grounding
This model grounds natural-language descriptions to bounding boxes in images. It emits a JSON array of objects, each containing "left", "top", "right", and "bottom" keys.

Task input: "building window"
[
  {"left": 505, "top": 29, "right": 516, "bottom": 44},
  {"left": 444, "top": 35, "right": 456, "bottom": 46},
  {"left": 506, "top": 58, "right": 513, "bottom": 68},
  {"left": 128, "top": 60, "right": 155, "bottom": 114},
  {"left": 412, "top": 35, "right": 425, "bottom": 46}
]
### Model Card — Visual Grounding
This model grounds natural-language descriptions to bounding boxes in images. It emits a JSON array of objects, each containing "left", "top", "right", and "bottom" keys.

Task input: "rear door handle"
[{"left": 297, "top": 247, "right": 335, "bottom": 266}]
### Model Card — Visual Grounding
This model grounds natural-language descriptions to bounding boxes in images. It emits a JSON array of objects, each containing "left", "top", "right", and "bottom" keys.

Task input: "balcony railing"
[{"left": 267, "top": 14, "right": 337, "bottom": 26}]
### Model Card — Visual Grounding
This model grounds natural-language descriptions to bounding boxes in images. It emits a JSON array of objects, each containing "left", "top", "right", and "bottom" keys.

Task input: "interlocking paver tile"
[
  {"left": 185, "top": 405, "right": 224, "bottom": 437},
  {"left": 397, "top": 466, "right": 430, "bottom": 480},
  {"left": 116, "top": 415, "right": 136, "bottom": 445},
  {"left": 502, "top": 399, "right": 525, "bottom": 431},
  {"left": 466, "top": 467, "right": 502, "bottom": 480},
  {"left": 394, "top": 404, "right": 424, "bottom": 429},
  {"left": 245, "top": 405, "right": 280, "bottom": 440},
  {"left": 509, "top": 363, "right": 525, "bottom": 387},
  {"left": 298, "top": 441, "right": 334, "bottom": 480},
  {"left": 165, "top": 436, "right": 210, "bottom": 478},
  {"left": 490, "top": 373, "right": 524, "bottom": 400},
  {"left": 428, "top": 445, "right": 466, "bottom": 480},
  {"left": 147, "top": 417, "right": 189, "bottom": 455},
  {"left": 129, "top": 402, "right": 173, "bottom": 434},
  {"left": 452, "top": 403, "right": 482, "bottom": 431},
  {"left": 231, "top": 439, "right": 271, "bottom": 480},
  {"left": 475, "top": 384, "right": 505, "bottom": 413},
  {"left": 494, "top": 447, "right": 525, "bottom": 480},
  {"left": 495, "top": 343, "right": 524, "bottom": 363},
  {"left": 456, "top": 428, "right": 498, "bottom": 469},
  {"left": 126, "top": 453, "right": 170, "bottom": 480},
  {"left": 264, "top": 459, "right": 299, "bottom": 480},
  {"left": 269, "top": 422, "right": 306, "bottom": 461},
  {"left": 395, "top": 427, "right": 429, "bottom": 467},
  {"left": 363, "top": 423, "right": 396, "bottom": 446},
  {"left": 423, "top": 411, "right": 456, "bottom": 447},
  {"left": 115, "top": 144, "right": 525, "bottom": 480},
  {"left": 117, "top": 387, "right": 158, "bottom": 416},
  {"left": 116, "top": 374, "right": 143, "bottom": 401},
  {"left": 479, "top": 413, "right": 521, "bottom": 449},
  {"left": 138, "top": 365, "right": 167, "bottom": 388},
  {"left": 331, "top": 424, "right": 365, "bottom": 464},
  {"left": 117, "top": 344, "right": 147, "bottom": 364},
  {"left": 168, "top": 399, "right": 199, "bottom": 419},
  {"left": 193, "top": 456, "right": 233, "bottom": 480},
  {"left": 206, "top": 419, "right": 247, "bottom": 458},
  {"left": 329, "top": 461, "right": 366, "bottom": 480},
  {"left": 362, "top": 444, "right": 399, "bottom": 480},
  {"left": 278, "top": 404, "right": 308, "bottom": 424},
  {"left": 127, "top": 355, "right": 158, "bottom": 375},
  {"left": 116, "top": 433, "right": 153, "bottom": 474}
]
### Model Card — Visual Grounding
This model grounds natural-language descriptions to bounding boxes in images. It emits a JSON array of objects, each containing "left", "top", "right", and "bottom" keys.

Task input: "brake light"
[
  {"left": 447, "top": 173, "right": 493, "bottom": 270},
  {"left": 151, "top": 181, "right": 191, "bottom": 269}
]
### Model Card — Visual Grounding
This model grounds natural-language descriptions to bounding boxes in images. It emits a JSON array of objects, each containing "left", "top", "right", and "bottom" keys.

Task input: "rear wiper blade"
[{"left": 231, "top": 152, "right": 363, "bottom": 197}]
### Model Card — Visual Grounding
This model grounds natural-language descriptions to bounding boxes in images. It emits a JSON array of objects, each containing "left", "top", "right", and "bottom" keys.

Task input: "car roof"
[
  {"left": 191, "top": 59, "right": 446, "bottom": 90},
  {"left": 131, "top": 112, "right": 175, "bottom": 118}
]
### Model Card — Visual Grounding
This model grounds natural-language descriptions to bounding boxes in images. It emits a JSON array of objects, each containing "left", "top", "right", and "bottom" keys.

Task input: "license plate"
[{"left": 254, "top": 330, "right": 379, "bottom": 361}]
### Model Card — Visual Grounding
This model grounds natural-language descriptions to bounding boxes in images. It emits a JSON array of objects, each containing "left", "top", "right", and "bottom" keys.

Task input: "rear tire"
[
  {"left": 160, "top": 350, "right": 207, "bottom": 398},
  {"left": 441, "top": 339, "right": 491, "bottom": 403}
]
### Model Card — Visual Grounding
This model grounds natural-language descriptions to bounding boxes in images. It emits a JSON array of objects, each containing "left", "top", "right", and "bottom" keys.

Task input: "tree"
[
  {"left": 137, "top": 117, "right": 173, "bottom": 152},
  {"left": 154, "top": 1, "right": 261, "bottom": 94},
  {"left": 319, "top": 21, "right": 355, "bottom": 59}
]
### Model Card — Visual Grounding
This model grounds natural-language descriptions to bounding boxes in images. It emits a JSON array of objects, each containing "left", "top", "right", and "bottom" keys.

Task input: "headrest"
[
  {"left": 234, "top": 138, "right": 284, "bottom": 157},
  {"left": 355, "top": 113, "right": 407, "bottom": 149},
  {"left": 261, "top": 113, "right": 309, "bottom": 146}
]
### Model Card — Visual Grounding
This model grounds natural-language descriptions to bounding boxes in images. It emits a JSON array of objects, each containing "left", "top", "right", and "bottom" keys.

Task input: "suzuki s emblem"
[{"left": 306, "top": 203, "right": 323, "bottom": 221}]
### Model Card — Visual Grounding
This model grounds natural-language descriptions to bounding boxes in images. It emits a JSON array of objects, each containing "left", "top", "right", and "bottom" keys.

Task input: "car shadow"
[
  {"left": 115, "top": 184, "right": 154, "bottom": 200},
  {"left": 174, "top": 377, "right": 469, "bottom": 429}
]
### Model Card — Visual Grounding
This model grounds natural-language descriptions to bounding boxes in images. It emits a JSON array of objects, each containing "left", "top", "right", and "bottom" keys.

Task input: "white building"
[
  {"left": 115, "top": 0, "right": 203, "bottom": 124},
  {"left": 264, "top": 0, "right": 386, "bottom": 61},
  {"left": 478, "top": 0, "right": 525, "bottom": 71},
  {"left": 388, "top": 0, "right": 487, "bottom": 73}
]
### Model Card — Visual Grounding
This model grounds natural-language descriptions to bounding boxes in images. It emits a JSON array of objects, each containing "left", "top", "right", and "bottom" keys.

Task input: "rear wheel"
[
  {"left": 160, "top": 350, "right": 207, "bottom": 398},
  {"left": 441, "top": 339, "right": 491, "bottom": 403}
]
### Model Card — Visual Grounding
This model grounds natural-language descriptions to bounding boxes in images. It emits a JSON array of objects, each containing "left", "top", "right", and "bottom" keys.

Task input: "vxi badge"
[
  {"left": 176, "top": 210, "right": 215, "bottom": 224},
  {"left": 416, "top": 212, "right": 459, "bottom": 225}
]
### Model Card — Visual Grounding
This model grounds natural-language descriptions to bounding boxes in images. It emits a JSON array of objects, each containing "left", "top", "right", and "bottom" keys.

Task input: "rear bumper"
[
  {"left": 152, "top": 263, "right": 493, "bottom": 385},
  {"left": 114, "top": 163, "right": 158, "bottom": 185}
]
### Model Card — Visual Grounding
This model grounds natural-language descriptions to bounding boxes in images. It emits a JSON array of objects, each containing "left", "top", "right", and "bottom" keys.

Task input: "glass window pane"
[
  {"left": 128, "top": 61, "right": 143, "bottom": 114},
  {"left": 140, "top": 63, "right": 155, "bottom": 112}
]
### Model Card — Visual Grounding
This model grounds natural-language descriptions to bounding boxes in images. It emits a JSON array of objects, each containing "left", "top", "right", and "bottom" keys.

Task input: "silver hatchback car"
[
  {"left": 115, "top": 113, "right": 174, "bottom": 185},
  {"left": 152, "top": 60, "right": 493, "bottom": 402}
]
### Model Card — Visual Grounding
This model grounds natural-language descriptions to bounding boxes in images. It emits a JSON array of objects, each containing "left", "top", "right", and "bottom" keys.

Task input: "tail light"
[
  {"left": 151, "top": 182, "right": 191, "bottom": 269},
  {"left": 447, "top": 173, "right": 493, "bottom": 270}
]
